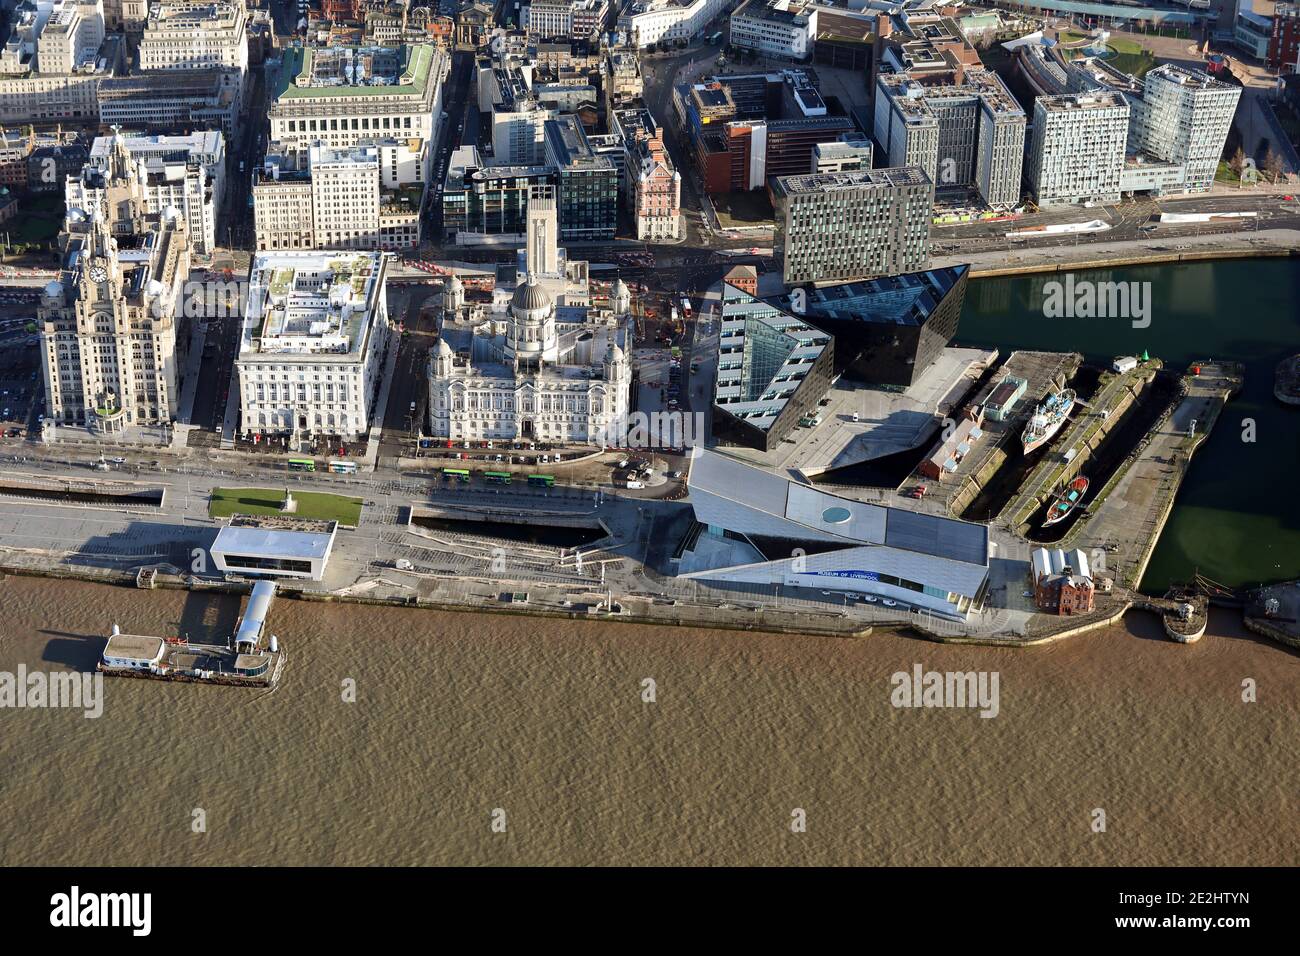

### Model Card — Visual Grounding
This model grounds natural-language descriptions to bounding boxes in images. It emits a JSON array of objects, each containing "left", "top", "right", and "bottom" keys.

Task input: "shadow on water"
[
  {"left": 38, "top": 631, "right": 105, "bottom": 671},
  {"left": 176, "top": 592, "right": 243, "bottom": 645}
]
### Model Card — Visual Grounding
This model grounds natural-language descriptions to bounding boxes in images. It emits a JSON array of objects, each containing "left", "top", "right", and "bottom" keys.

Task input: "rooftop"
[
  {"left": 799, "top": 265, "right": 968, "bottom": 329},
  {"left": 103, "top": 634, "right": 165, "bottom": 662},
  {"left": 734, "top": 0, "right": 814, "bottom": 27},
  {"left": 275, "top": 43, "right": 438, "bottom": 100},
  {"left": 243, "top": 251, "right": 386, "bottom": 356},
  {"left": 1037, "top": 91, "right": 1128, "bottom": 112},
  {"left": 773, "top": 165, "right": 931, "bottom": 196},
  {"left": 145, "top": 2, "right": 244, "bottom": 30},
  {"left": 688, "top": 449, "right": 990, "bottom": 590},
  {"left": 213, "top": 522, "right": 337, "bottom": 561}
]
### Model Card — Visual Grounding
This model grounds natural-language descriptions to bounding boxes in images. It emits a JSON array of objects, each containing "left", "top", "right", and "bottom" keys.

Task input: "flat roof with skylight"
[{"left": 241, "top": 251, "right": 387, "bottom": 358}]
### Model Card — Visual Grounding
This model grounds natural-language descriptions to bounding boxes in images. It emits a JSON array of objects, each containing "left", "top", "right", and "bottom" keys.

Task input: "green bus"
[
  {"left": 442, "top": 468, "right": 471, "bottom": 482},
  {"left": 527, "top": 474, "right": 555, "bottom": 488},
  {"left": 484, "top": 471, "right": 512, "bottom": 484},
  {"left": 287, "top": 458, "right": 316, "bottom": 472}
]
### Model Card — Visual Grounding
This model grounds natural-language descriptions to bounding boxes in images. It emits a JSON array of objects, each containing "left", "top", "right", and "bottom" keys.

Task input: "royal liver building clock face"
[{"left": 88, "top": 262, "right": 108, "bottom": 284}]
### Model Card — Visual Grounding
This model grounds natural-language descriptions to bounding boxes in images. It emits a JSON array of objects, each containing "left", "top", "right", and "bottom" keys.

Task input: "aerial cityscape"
[{"left": 0, "top": 0, "right": 1296, "bottom": 887}]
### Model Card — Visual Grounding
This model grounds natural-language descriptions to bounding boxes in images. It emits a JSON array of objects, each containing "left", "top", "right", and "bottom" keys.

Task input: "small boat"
[{"left": 1042, "top": 475, "right": 1090, "bottom": 527}]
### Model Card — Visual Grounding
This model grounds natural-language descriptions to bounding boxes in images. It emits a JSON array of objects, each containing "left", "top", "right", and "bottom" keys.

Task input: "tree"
[
  {"left": 1229, "top": 146, "right": 1246, "bottom": 177},
  {"left": 1262, "top": 148, "right": 1285, "bottom": 184}
]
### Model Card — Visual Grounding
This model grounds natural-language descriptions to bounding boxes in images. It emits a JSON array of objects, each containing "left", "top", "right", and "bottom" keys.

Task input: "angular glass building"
[
  {"left": 791, "top": 264, "right": 968, "bottom": 387},
  {"left": 711, "top": 283, "right": 834, "bottom": 451}
]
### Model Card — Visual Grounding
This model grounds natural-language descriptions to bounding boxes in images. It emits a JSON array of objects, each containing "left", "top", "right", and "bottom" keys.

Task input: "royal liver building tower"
[
  {"left": 427, "top": 186, "right": 632, "bottom": 445},
  {"left": 38, "top": 208, "right": 189, "bottom": 434}
]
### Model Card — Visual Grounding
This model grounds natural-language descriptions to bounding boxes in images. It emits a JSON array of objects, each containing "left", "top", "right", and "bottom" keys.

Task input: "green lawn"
[
  {"left": 1060, "top": 31, "right": 1156, "bottom": 78},
  {"left": 1216, "top": 161, "right": 1242, "bottom": 184},
  {"left": 209, "top": 487, "right": 363, "bottom": 525}
]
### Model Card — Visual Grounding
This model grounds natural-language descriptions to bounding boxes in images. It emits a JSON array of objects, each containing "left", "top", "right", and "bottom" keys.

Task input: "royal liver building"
[{"left": 426, "top": 186, "right": 632, "bottom": 445}]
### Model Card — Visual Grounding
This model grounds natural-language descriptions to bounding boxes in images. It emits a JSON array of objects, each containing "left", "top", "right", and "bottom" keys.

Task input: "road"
[
  {"left": 427, "top": 49, "right": 479, "bottom": 243},
  {"left": 378, "top": 285, "right": 440, "bottom": 458},
  {"left": 932, "top": 189, "right": 1300, "bottom": 258}
]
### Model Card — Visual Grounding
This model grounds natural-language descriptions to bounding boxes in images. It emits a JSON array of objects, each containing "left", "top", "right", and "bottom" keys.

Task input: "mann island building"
[
  {"left": 681, "top": 450, "right": 990, "bottom": 620},
  {"left": 236, "top": 250, "right": 391, "bottom": 442},
  {"left": 771, "top": 166, "right": 933, "bottom": 286}
]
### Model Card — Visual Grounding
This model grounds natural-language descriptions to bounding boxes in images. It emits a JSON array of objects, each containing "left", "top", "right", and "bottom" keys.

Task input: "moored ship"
[
  {"left": 1042, "top": 475, "right": 1090, "bottom": 528},
  {"left": 1022, "top": 388, "right": 1076, "bottom": 454}
]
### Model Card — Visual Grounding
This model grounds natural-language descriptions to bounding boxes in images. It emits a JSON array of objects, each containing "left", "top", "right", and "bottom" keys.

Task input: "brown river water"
[{"left": 0, "top": 575, "right": 1296, "bottom": 866}]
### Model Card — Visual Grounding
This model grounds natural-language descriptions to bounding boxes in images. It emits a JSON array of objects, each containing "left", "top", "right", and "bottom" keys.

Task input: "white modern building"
[
  {"left": 728, "top": 0, "right": 817, "bottom": 60},
  {"left": 680, "top": 450, "right": 991, "bottom": 619},
  {"left": 1028, "top": 92, "right": 1129, "bottom": 206},
  {"left": 618, "top": 0, "right": 731, "bottom": 48},
  {"left": 212, "top": 518, "right": 338, "bottom": 580},
  {"left": 236, "top": 251, "right": 392, "bottom": 441},
  {"left": 1125, "top": 64, "right": 1241, "bottom": 194},
  {"left": 874, "top": 69, "right": 1026, "bottom": 208},
  {"left": 427, "top": 189, "right": 632, "bottom": 446},
  {"left": 67, "top": 131, "right": 226, "bottom": 255},
  {"left": 811, "top": 133, "right": 873, "bottom": 173}
]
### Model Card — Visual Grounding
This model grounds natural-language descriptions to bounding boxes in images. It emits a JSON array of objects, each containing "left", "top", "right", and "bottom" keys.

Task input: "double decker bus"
[
  {"left": 328, "top": 460, "right": 358, "bottom": 474},
  {"left": 527, "top": 474, "right": 555, "bottom": 488},
  {"left": 287, "top": 458, "right": 316, "bottom": 472},
  {"left": 680, "top": 297, "right": 692, "bottom": 318},
  {"left": 483, "top": 471, "right": 513, "bottom": 484},
  {"left": 442, "top": 468, "right": 471, "bottom": 482}
]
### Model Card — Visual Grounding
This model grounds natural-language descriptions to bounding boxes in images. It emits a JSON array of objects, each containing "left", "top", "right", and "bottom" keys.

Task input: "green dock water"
[{"left": 959, "top": 259, "right": 1300, "bottom": 592}]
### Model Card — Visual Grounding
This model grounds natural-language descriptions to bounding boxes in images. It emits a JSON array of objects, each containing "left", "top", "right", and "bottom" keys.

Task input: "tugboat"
[
  {"left": 1022, "top": 387, "right": 1076, "bottom": 454},
  {"left": 1042, "top": 475, "right": 1090, "bottom": 528}
]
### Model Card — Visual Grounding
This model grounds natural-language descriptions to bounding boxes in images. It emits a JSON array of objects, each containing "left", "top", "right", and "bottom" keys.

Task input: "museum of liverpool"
[{"left": 679, "top": 450, "right": 991, "bottom": 620}]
